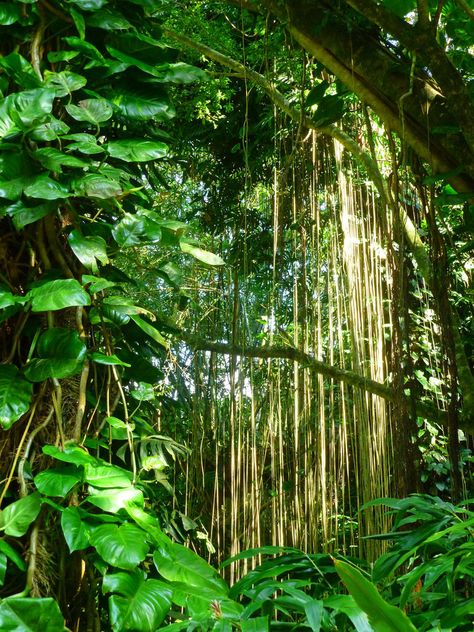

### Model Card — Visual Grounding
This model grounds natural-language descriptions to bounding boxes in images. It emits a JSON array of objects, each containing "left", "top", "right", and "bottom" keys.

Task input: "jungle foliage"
[{"left": 0, "top": 0, "right": 473, "bottom": 630}]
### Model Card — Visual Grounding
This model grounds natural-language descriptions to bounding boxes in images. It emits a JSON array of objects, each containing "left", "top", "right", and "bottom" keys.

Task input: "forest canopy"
[{"left": 0, "top": 0, "right": 473, "bottom": 630}]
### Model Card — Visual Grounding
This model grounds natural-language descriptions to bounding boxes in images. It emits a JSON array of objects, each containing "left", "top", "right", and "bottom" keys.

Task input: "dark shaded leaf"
[
  {"left": 0, "top": 597, "right": 66, "bottom": 631},
  {"left": 68, "top": 230, "right": 109, "bottom": 272},
  {"left": 24, "top": 327, "right": 87, "bottom": 381},
  {"left": 0, "top": 365, "right": 33, "bottom": 429}
]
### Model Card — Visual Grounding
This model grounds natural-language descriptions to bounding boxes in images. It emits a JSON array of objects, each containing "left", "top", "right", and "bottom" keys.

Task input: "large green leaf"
[
  {"left": 68, "top": 0, "right": 108, "bottom": 10},
  {"left": 0, "top": 493, "right": 41, "bottom": 537},
  {"left": 0, "top": 4, "right": 22, "bottom": 26},
  {"left": 0, "top": 539, "right": 27, "bottom": 572},
  {"left": 6, "top": 199, "right": 56, "bottom": 229},
  {"left": 34, "top": 465, "right": 82, "bottom": 497},
  {"left": 4, "top": 89, "right": 56, "bottom": 132},
  {"left": 130, "top": 315, "right": 169, "bottom": 348},
  {"left": 334, "top": 559, "right": 417, "bottom": 632},
  {"left": 0, "top": 597, "right": 66, "bottom": 631},
  {"left": 66, "top": 99, "right": 113, "bottom": 125},
  {"left": 156, "top": 62, "right": 208, "bottom": 84},
  {"left": 34, "top": 148, "right": 89, "bottom": 172},
  {"left": 61, "top": 506, "right": 90, "bottom": 553},
  {"left": 103, "top": 569, "right": 172, "bottom": 632},
  {"left": 24, "top": 328, "right": 87, "bottom": 382},
  {"left": 108, "top": 82, "right": 175, "bottom": 121},
  {"left": 86, "top": 7, "right": 132, "bottom": 30},
  {"left": 43, "top": 443, "right": 98, "bottom": 466},
  {"left": 90, "top": 524, "right": 149, "bottom": 569},
  {"left": 64, "top": 133, "right": 105, "bottom": 155},
  {"left": 87, "top": 486, "right": 145, "bottom": 513},
  {"left": 107, "top": 139, "right": 168, "bottom": 162},
  {"left": 180, "top": 238, "right": 225, "bottom": 266},
  {"left": 112, "top": 213, "right": 146, "bottom": 247},
  {"left": 23, "top": 175, "right": 70, "bottom": 200},
  {"left": 73, "top": 173, "right": 121, "bottom": 198},
  {"left": 43, "top": 70, "right": 87, "bottom": 97},
  {"left": 68, "top": 230, "right": 109, "bottom": 273},
  {"left": 63, "top": 36, "right": 106, "bottom": 63},
  {"left": 83, "top": 463, "right": 133, "bottom": 489},
  {"left": 28, "top": 116, "right": 70, "bottom": 142},
  {"left": 0, "top": 365, "right": 33, "bottom": 429},
  {"left": 27, "top": 279, "right": 90, "bottom": 311},
  {"left": 153, "top": 542, "right": 228, "bottom": 596}
]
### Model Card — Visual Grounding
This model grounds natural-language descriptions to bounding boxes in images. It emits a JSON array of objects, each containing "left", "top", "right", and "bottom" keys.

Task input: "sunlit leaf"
[
  {"left": 34, "top": 465, "right": 82, "bottom": 497},
  {"left": 103, "top": 569, "right": 171, "bottom": 632},
  {"left": 180, "top": 238, "right": 225, "bottom": 266},
  {"left": 107, "top": 139, "right": 168, "bottom": 162},
  {"left": 27, "top": 279, "right": 90, "bottom": 311},
  {"left": 0, "top": 493, "right": 41, "bottom": 537},
  {"left": 68, "top": 230, "right": 109, "bottom": 273},
  {"left": 90, "top": 524, "right": 149, "bottom": 569},
  {"left": 87, "top": 486, "right": 144, "bottom": 513},
  {"left": 66, "top": 99, "right": 113, "bottom": 125},
  {"left": 84, "top": 463, "right": 133, "bottom": 489}
]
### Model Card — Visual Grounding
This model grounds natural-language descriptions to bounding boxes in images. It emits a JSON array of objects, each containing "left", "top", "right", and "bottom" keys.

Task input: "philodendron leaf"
[
  {"left": 87, "top": 487, "right": 144, "bottom": 513},
  {"left": 0, "top": 539, "right": 27, "bottom": 571},
  {"left": 68, "top": 230, "right": 109, "bottom": 273},
  {"left": 61, "top": 506, "right": 90, "bottom": 553},
  {"left": 24, "top": 328, "right": 87, "bottom": 382},
  {"left": 34, "top": 465, "right": 82, "bottom": 497},
  {"left": 0, "top": 598, "right": 66, "bottom": 631},
  {"left": 153, "top": 542, "right": 228, "bottom": 596},
  {"left": 34, "top": 147, "right": 89, "bottom": 172},
  {"left": 90, "top": 524, "right": 149, "bottom": 569},
  {"left": 83, "top": 463, "right": 133, "bottom": 489},
  {"left": 23, "top": 175, "right": 70, "bottom": 200},
  {"left": 91, "top": 352, "right": 130, "bottom": 367},
  {"left": 43, "top": 70, "right": 87, "bottom": 97},
  {"left": 66, "top": 99, "right": 113, "bottom": 125},
  {"left": 6, "top": 199, "right": 56, "bottom": 229},
  {"left": 130, "top": 315, "right": 169, "bottom": 349},
  {"left": 180, "top": 238, "right": 225, "bottom": 266},
  {"left": 73, "top": 173, "right": 121, "bottom": 198},
  {"left": 0, "top": 493, "right": 41, "bottom": 537},
  {"left": 27, "top": 279, "right": 90, "bottom": 311},
  {"left": 103, "top": 569, "right": 172, "bottom": 632},
  {"left": 112, "top": 213, "right": 146, "bottom": 247},
  {"left": 107, "top": 139, "right": 168, "bottom": 162},
  {"left": 43, "top": 443, "right": 98, "bottom": 466},
  {"left": 0, "top": 365, "right": 33, "bottom": 429},
  {"left": 333, "top": 559, "right": 417, "bottom": 632},
  {"left": 64, "top": 133, "right": 104, "bottom": 155}
]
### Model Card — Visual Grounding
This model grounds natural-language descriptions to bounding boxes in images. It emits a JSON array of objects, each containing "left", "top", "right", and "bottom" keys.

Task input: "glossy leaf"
[
  {"left": 0, "top": 4, "right": 22, "bottom": 26},
  {"left": 157, "top": 62, "right": 207, "bottom": 84},
  {"left": 107, "top": 139, "right": 168, "bottom": 162},
  {"left": 0, "top": 493, "right": 41, "bottom": 537},
  {"left": 90, "top": 523, "right": 149, "bottom": 569},
  {"left": 42, "top": 443, "right": 98, "bottom": 466},
  {"left": 112, "top": 213, "right": 146, "bottom": 247},
  {"left": 130, "top": 315, "right": 169, "bottom": 348},
  {"left": 0, "top": 597, "right": 66, "bottom": 631},
  {"left": 68, "top": 0, "right": 108, "bottom": 9},
  {"left": 34, "top": 148, "right": 89, "bottom": 172},
  {"left": 108, "top": 82, "right": 175, "bottom": 121},
  {"left": 73, "top": 173, "right": 121, "bottom": 198},
  {"left": 87, "top": 486, "right": 145, "bottom": 513},
  {"left": 334, "top": 559, "right": 417, "bottom": 632},
  {"left": 61, "top": 506, "right": 90, "bottom": 553},
  {"left": 180, "top": 238, "right": 225, "bottom": 266},
  {"left": 43, "top": 70, "right": 87, "bottom": 97},
  {"left": 64, "top": 133, "right": 104, "bottom": 155},
  {"left": 153, "top": 542, "right": 228, "bottom": 596},
  {"left": 86, "top": 8, "right": 132, "bottom": 30},
  {"left": 91, "top": 352, "right": 131, "bottom": 367},
  {"left": 66, "top": 99, "right": 113, "bottom": 125},
  {"left": 23, "top": 175, "right": 70, "bottom": 200},
  {"left": 24, "top": 328, "right": 87, "bottom": 382},
  {"left": 84, "top": 463, "right": 133, "bottom": 489},
  {"left": 29, "top": 116, "right": 70, "bottom": 142},
  {"left": 34, "top": 465, "right": 82, "bottom": 497},
  {"left": 68, "top": 230, "right": 109, "bottom": 273},
  {"left": 0, "top": 365, "right": 33, "bottom": 429},
  {"left": 103, "top": 569, "right": 172, "bottom": 632},
  {"left": 27, "top": 279, "right": 90, "bottom": 311},
  {"left": 0, "top": 540, "right": 27, "bottom": 571}
]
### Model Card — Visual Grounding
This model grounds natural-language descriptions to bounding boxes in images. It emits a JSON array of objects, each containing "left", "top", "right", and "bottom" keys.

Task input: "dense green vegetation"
[{"left": 0, "top": 0, "right": 473, "bottom": 630}]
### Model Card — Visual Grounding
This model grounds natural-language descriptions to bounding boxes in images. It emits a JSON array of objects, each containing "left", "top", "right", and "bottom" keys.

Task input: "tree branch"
[{"left": 183, "top": 335, "right": 447, "bottom": 423}]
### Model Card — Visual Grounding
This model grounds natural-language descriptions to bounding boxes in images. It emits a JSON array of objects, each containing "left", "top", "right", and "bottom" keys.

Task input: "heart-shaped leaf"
[
  {"left": 43, "top": 443, "right": 97, "bottom": 466},
  {"left": 64, "top": 133, "right": 104, "bottom": 155},
  {"left": 61, "top": 507, "right": 90, "bottom": 553},
  {"left": 34, "top": 148, "right": 89, "bottom": 172},
  {"left": 34, "top": 465, "right": 82, "bottom": 497},
  {"left": 108, "top": 82, "right": 175, "bottom": 121},
  {"left": 6, "top": 199, "right": 56, "bottom": 229},
  {"left": 87, "top": 487, "right": 144, "bottom": 513},
  {"left": 68, "top": 230, "right": 109, "bottom": 273},
  {"left": 0, "top": 493, "right": 41, "bottom": 537},
  {"left": 44, "top": 70, "right": 87, "bottom": 97},
  {"left": 103, "top": 569, "right": 171, "bottom": 632},
  {"left": 0, "top": 365, "right": 33, "bottom": 429},
  {"left": 84, "top": 463, "right": 133, "bottom": 489},
  {"left": 24, "top": 328, "right": 87, "bottom": 382},
  {"left": 90, "top": 523, "right": 149, "bottom": 569},
  {"left": 0, "top": 598, "right": 66, "bottom": 631},
  {"left": 73, "top": 173, "right": 121, "bottom": 198},
  {"left": 23, "top": 175, "right": 70, "bottom": 200},
  {"left": 107, "top": 139, "right": 168, "bottom": 162},
  {"left": 27, "top": 279, "right": 90, "bottom": 311},
  {"left": 66, "top": 99, "right": 113, "bottom": 125}
]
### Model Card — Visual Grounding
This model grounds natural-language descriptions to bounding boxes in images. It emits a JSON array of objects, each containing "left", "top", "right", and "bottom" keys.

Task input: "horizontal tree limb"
[{"left": 183, "top": 335, "right": 447, "bottom": 424}]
